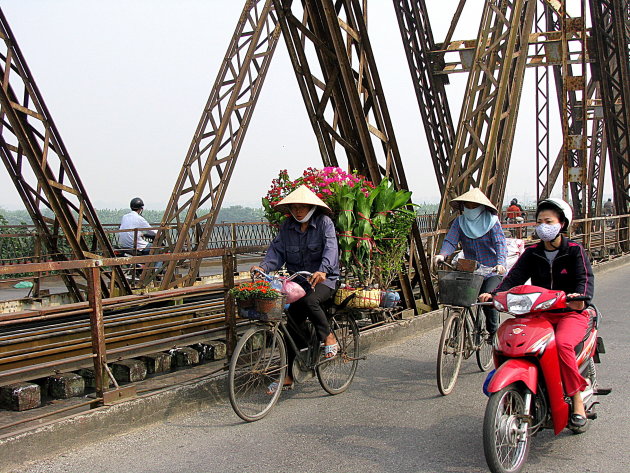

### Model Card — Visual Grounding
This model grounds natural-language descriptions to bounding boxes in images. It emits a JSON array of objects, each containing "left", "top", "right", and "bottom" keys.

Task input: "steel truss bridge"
[{"left": 0, "top": 1, "right": 628, "bottom": 310}]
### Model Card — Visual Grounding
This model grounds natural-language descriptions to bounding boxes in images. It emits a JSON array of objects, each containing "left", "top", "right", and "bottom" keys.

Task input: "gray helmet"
[{"left": 130, "top": 197, "right": 144, "bottom": 210}]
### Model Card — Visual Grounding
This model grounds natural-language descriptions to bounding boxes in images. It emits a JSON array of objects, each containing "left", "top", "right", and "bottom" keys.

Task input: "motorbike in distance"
[{"left": 479, "top": 285, "right": 610, "bottom": 473}]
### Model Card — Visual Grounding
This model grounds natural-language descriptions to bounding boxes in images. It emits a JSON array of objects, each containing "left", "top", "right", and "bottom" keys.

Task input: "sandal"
[
  {"left": 322, "top": 342, "right": 339, "bottom": 359},
  {"left": 266, "top": 381, "right": 294, "bottom": 395},
  {"left": 569, "top": 413, "right": 587, "bottom": 428}
]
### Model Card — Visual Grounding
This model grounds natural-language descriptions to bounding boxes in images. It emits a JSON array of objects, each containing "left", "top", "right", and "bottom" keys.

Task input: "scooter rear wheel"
[{"left": 483, "top": 384, "right": 531, "bottom": 473}]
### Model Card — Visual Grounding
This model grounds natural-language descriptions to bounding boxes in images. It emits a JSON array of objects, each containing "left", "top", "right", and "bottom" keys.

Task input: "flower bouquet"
[
  {"left": 228, "top": 281, "right": 285, "bottom": 321},
  {"left": 262, "top": 167, "right": 415, "bottom": 295}
]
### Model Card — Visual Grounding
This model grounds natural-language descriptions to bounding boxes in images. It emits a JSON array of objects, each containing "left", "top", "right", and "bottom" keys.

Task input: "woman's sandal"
[
  {"left": 569, "top": 413, "right": 587, "bottom": 428},
  {"left": 266, "top": 381, "right": 294, "bottom": 395},
  {"left": 322, "top": 342, "right": 339, "bottom": 359}
]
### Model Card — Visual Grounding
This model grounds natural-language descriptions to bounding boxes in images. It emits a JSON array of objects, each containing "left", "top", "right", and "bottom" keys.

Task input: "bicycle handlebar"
[{"left": 250, "top": 268, "right": 313, "bottom": 282}]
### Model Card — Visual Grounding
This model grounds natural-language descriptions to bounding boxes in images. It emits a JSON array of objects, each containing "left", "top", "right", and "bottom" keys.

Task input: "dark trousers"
[
  {"left": 286, "top": 283, "right": 334, "bottom": 372},
  {"left": 480, "top": 275, "right": 503, "bottom": 334}
]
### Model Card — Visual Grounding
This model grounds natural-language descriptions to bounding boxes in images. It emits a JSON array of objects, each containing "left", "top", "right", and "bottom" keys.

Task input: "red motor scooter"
[{"left": 481, "top": 285, "right": 610, "bottom": 473}]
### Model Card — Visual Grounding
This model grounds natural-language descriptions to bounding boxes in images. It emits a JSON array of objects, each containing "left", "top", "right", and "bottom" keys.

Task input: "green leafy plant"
[{"left": 372, "top": 208, "right": 416, "bottom": 289}]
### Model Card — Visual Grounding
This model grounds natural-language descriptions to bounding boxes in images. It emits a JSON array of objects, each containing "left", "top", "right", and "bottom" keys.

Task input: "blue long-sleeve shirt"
[
  {"left": 260, "top": 212, "right": 339, "bottom": 290},
  {"left": 439, "top": 216, "right": 507, "bottom": 270}
]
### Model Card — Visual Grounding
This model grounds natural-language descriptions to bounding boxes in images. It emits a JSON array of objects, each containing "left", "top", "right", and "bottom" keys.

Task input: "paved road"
[{"left": 14, "top": 265, "right": 630, "bottom": 473}]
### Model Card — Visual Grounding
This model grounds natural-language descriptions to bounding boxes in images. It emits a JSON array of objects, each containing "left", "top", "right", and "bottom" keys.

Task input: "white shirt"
[{"left": 118, "top": 211, "right": 156, "bottom": 249}]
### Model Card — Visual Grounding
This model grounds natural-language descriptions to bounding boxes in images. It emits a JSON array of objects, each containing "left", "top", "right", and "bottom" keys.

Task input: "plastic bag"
[{"left": 282, "top": 280, "right": 306, "bottom": 303}]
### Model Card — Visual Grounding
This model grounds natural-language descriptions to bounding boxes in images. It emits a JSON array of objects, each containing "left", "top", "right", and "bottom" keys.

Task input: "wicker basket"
[
  {"left": 334, "top": 287, "right": 381, "bottom": 309},
  {"left": 437, "top": 270, "right": 484, "bottom": 307},
  {"left": 237, "top": 296, "right": 286, "bottom": 321}
]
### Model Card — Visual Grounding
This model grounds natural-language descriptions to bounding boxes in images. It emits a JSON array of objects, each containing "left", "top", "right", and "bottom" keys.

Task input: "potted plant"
[{"left": 228, "top": 281, "right": 284, "bottom": 319}]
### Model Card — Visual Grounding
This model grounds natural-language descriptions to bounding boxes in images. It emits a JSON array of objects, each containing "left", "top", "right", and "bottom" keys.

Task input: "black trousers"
[
  {"left": 286, "top": 283, "right": 334, "bottom": 372},
  {"left": 480, "top": 275, "right": 503, "bottom": 334}
]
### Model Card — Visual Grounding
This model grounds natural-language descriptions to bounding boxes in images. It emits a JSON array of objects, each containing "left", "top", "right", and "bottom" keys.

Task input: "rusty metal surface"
[
  {"left": 589, "top": 0, "right": 630, "bottom": 224},
  {"left": 151, "top": 0, "right": 281, "bottom": 290},
  {"left": 0, "top": 8, "right": 131, "bottom": 300},
  {"left": 434, "top": 0, "right": 537, "bottom": 244},
  {"left": 392, "top": 0, "right": 456, "bottom": 195},
  {"left": 275, "top": 0, "right": 436, "bottom": 309}
]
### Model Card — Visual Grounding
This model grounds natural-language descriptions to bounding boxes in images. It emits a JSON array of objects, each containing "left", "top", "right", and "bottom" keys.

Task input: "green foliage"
[
  {"left": 372, "top": 209, "right": 416, "bottom": 289},
  {"left": 331, "top": 177, "right": 414, "bottom": 287}
]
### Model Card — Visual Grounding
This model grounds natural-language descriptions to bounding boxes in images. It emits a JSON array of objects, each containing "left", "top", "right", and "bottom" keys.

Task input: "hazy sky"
[{"left": 0, "top": 0, "right": 606, "bottom": 211}]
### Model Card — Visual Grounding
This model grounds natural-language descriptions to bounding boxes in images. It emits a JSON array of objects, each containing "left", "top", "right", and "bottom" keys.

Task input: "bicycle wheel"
[
  {"left": 436, "top": 309, "right": 464, "bottom": 396},
  {"left": 317, "top": 312, "right": 359, "bottom": 395},
  {"left": 475, "top": 306, "right": 494, "bottom": 372},
  {"left": 228, "top": 325, "right": 287, "bottom": 422},
  {"left": 483, "top": 384, "right": 531, "bottom": 473}
]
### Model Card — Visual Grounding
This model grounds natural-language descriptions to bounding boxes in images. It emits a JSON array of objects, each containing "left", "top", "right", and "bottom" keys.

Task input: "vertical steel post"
[
  {"left": 87, "top": 265, "right": 106, "bottom": 404},
  {"left": 223, "top": 253, "right": 237, "bottom": 357}
]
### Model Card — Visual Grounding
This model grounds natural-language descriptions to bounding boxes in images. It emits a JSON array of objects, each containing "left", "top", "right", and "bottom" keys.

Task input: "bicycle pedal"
[{"left": 594, "top": 387, "right": 612, "bottom": 395}]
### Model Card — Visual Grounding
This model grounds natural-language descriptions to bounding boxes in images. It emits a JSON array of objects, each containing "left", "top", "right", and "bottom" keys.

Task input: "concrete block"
[
  {"left": 0, "top": 382, "right": 41, "bottom": 411},
  {"left": 207, "top": 340, "right": 227, "bottom": 360},
  {"left": 76, "top": 368, "right": 114, "bottom": 389},
  {"left": 46, "top": 373, "right": 85, "bottom": 399},
  {"left": 111, "top": 359, "right": 148, "bottom": 383},
  {"left": 170, "top": 347, "right": 200, "bottom": 367},
  {"left": 140, "top": 353, "right": 173, "bottom": 374}
]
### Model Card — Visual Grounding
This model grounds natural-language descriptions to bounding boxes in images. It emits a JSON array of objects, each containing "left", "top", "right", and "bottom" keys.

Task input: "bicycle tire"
[
  {"left": 475, "top": 306, "right": 494, "bottom": 372},
  {"left": 436, "top": 309, "right": 464, "bottom": 396},
  {"left": 317, "top": 312, "right": 360, "bottom": 395},
  {"left": 228, "top": 325, "right": 287, "bottom": 422}
]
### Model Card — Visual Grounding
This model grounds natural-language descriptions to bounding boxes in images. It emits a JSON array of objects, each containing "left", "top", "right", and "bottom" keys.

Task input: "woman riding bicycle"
[
  {"left": 251, "top": 185, "right": 340, "bottom": 391},
  {"left": 433, "top": 188, "right": 508, "bottom": 339},
  {"left": 479, "top": 197, "right": 594, "bottom": 428}
]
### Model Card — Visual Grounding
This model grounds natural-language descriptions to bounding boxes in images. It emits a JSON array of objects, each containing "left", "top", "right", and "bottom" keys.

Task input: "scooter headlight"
[
  {"left": 506, "top": 292, "right": 541, "bottom": 315},
  {"left": 534, "top": 297, "right": 557, "bottom": 311}
]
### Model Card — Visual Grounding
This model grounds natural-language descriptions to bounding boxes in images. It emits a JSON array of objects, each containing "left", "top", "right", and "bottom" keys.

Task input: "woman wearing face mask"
[
  {"left": 433, "top": 188, "right": 508, "bottom": 339},
  {"left": 479, "top": 197, "right": 594, "bottom": 428},
  {"left": 251, "top": 185, "right": 340, "bottom": 392}
]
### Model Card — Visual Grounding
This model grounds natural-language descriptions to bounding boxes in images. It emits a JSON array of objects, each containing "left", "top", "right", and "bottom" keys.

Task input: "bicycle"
[
  {"left": 436, "top": 261, "right": 494, "bottom": 396},
  {"left": 227, "top": 270, "right": 362, "bottom": 422}
]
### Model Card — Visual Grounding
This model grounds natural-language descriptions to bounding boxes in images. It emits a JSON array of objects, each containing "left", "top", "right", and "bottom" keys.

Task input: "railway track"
[{"left": 0, "top": 283, "right": 238, "bottom": 386}]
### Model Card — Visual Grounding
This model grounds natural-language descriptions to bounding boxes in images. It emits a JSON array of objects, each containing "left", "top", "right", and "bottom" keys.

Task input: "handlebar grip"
[{"left": 566, "top": 294, "right": 590, "bottom": 302}]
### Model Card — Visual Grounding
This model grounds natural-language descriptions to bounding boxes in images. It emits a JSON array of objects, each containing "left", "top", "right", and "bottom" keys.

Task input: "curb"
[{"left": 1, "top": 255, "right": 627, "bottom": 470}]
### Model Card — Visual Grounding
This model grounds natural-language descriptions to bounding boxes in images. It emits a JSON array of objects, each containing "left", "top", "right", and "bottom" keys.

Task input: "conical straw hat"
[
  {"left": 449, "top": 187, "right": 498, "bottom": 214},
  {"left": 274, "top": 185, "right": 331, "bottom": 214}
]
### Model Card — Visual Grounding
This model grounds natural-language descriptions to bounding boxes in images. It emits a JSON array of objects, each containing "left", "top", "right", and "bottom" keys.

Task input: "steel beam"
[
  {"left": 589, "top": 0, "right": 630, "bottom": 217},
  {"left": 392, "top": 0, "right": 456, "bottom": 193},
  {"left": 0, "top": 8, "right": 131, "bottom": 299},
  {"left": 435, "top": 0, "right": 537, "bottom": 238},
  {"left": 274, "top": 0, "right": 436, "bottom": 308},
  {"left": 152, "top": 0, "right": 281, "bottom": 289}
]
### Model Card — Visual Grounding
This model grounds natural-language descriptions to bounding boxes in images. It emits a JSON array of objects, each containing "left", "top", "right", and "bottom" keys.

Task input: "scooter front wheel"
[{"left": 483, "top": 384, "right": 531, "bottom": 473}]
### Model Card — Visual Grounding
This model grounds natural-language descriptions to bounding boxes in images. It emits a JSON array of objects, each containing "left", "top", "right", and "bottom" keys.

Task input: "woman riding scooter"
[{"left": 479, "top": 197, "right": 594, "bottom": 428}]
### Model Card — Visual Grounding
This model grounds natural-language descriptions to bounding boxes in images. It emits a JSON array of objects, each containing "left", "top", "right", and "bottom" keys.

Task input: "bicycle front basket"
[{"left": 437, "top": 270, "right": 484, "bottom": 306}]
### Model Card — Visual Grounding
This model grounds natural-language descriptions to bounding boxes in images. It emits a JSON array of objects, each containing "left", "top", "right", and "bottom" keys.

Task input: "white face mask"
[
  {"left": 291, "top": 206, "right": 316, "bottom": 223},
  {"left": 535, "top": 223, "right": 562, "bottom": 242}
]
